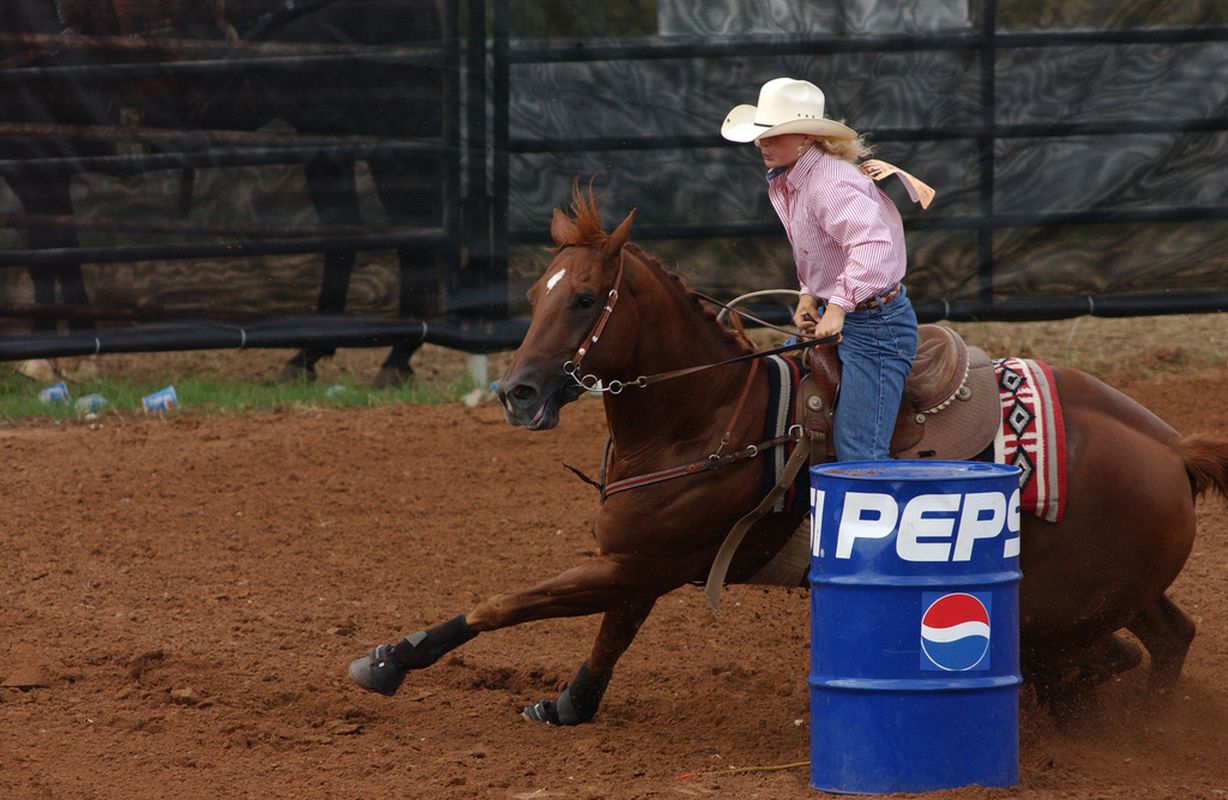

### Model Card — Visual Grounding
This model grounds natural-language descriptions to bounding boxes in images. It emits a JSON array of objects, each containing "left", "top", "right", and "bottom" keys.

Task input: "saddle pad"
[
  {"left": 761, "top": 354, "right": 811, "bottom": 517},
  {"left": 991, "top": 358, "right": 1067, "bottom": 523}
]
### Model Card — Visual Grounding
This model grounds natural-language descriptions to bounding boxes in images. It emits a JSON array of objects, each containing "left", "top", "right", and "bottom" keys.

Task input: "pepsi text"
[{"left": 811, "top": 488, "right": 1022, "bottom": 562}]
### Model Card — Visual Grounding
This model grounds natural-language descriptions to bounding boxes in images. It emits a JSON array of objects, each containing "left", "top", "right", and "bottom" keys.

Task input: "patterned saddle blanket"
[{"left": 990, "top": 357, "right": 1067, "bottom": 523}]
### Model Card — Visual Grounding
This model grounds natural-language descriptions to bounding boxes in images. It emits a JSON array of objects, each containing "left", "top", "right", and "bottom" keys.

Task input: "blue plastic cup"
[
  {"left": 38, "top": 382, "right": 71, "bottom": 404},
  {"left": 142, "top": 385, "right": 177, "bottom": 413}
]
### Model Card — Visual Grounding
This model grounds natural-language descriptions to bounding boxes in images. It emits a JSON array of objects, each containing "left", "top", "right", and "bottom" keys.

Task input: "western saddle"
[{"left": 795, "top": 324, "right": 1000, "bottom": 463}]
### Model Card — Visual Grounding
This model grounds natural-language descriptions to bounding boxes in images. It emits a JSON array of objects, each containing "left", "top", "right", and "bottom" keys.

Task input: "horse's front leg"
[
  {"left": 521, "top": 594, "right": 656, "bottom": 725},
  {"left": 348, "top": 555, "right": 663, "bottom": 713}
]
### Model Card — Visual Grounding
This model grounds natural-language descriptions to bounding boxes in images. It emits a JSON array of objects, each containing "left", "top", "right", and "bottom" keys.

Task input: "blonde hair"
[{"left": 814, "top": 130, "right": 874, "bottom": 164}]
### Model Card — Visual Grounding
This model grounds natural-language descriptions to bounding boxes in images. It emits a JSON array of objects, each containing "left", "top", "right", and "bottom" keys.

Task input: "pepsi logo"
[{"left": 920, "top": 592, "right": 991, "bottom": 671}]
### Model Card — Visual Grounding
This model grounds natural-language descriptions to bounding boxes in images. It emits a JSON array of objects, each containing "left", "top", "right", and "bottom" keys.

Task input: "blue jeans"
[{"left": 827, "top": 285, "right": 918, "bottom": 461}]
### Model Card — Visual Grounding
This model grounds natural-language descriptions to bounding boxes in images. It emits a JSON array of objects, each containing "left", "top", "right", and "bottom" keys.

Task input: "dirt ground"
[{"left": 3, "top": 317, "right": 1228, "bottom": 799}]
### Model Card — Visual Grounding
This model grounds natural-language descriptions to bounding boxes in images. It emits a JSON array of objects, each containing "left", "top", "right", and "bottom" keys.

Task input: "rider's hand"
[
  {"left": 813, "top": 303, "right": 845, "bottom": 339},
  {"left": 793, "top": 295, "right": 821, "bottom": 334}
]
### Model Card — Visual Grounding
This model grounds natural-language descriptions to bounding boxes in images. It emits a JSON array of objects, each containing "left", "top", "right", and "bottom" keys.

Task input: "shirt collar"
[
  {"left": 786, "top": 146, "right": 824, "bottom": 189},
  {"left": 764, "top": 146, "right": 825, "bottom": 187}
]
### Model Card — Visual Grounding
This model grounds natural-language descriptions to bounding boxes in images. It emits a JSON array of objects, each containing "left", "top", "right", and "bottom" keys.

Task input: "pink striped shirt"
[{"left": 767, "top": 148, "right": 906, "bottom": 313}]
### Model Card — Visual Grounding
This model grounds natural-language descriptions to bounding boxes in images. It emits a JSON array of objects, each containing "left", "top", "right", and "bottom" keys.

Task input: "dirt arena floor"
[{"left": 3, "top": 317, "right": 1228, "bottom": 799}]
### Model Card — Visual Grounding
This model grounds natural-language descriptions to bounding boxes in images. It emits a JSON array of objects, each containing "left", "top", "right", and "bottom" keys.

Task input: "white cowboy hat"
[{"left": 721, "top": 77, "right": 857, "bottom": 143}]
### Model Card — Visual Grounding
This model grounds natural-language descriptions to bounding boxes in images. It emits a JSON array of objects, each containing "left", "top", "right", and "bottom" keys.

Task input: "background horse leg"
[
  {"left": 368, "top": 156, "right": 441, "bottom": 388},
  {"left": 364, "top": 0, "right": 443, "bottom": 389},
  {"left": 1126, "top": 592, "right": 1197, "bottom": 690},
  {"left": 278, "top": 157, "right": 359, "bottom": 382},
  {"left": 10, "top": 171, "right": 97, "bottom": 381},
  {"left": 15, "top": 173, "right": 92, "bottom": 335}
]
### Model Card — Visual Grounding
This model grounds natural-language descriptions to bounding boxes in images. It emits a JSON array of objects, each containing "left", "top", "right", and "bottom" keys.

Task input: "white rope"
[{"left": 715, "top": 289, "right": 800, "bottom": 323}]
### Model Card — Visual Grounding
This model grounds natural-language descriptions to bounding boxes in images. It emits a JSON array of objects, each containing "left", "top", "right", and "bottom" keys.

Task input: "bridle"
[
  {"left": 553, "top": 244, "right": 838, "bottom": 500},
  {"left": 562, "top": 247, "right": 629, "bottom": 392},
  {"left": 562, "top": 246, "right": 837, "bottom": 396}
]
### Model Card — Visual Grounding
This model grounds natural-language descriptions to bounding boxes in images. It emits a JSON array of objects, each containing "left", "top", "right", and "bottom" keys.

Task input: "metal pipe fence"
[{"left": 2, "top": 0, "right": 1227, "bottom": 361}]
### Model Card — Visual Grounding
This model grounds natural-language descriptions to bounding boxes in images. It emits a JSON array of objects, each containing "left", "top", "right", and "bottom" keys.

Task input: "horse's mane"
[
  {"left": 556, "top": 183, "right": 753, "bottom": 355},
  {"left": 553, "top": 184, "right": 609, "bottom": 251},
  {"left": 625, "top": 242, "right": 754, "bottom": 354}
]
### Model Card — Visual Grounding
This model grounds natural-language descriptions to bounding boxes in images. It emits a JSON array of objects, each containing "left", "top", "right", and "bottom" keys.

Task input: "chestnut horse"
[{"left": 349, "top": 188, "right": 1228, "bottom": 724}]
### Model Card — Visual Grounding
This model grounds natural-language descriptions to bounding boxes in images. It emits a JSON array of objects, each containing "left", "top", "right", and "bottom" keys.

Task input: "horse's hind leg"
[
  {"left": 1027, "top": 633, "right": 1143, "bottom": 716},
  {"left": 1127, "top": 592, "right": 1196, "bottom": 690},
  {"left": 1032, "top": 594, "right": 1196, "bottom": 713},
  {"left": 1078, "top": 633, "right": 1144, "bottom": 687}
]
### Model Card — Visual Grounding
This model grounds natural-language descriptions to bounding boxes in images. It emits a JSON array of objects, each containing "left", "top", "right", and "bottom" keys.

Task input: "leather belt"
[{"left": 853, "top": 283, "right": 902, "bottom": 311}]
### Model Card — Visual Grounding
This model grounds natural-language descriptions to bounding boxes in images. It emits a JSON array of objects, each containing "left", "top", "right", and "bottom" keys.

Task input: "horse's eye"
[{"left": 575, "top": 294, "right": 596, "bottom": 310}]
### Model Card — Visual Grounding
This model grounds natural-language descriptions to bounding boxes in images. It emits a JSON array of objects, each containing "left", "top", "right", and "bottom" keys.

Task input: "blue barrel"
[{"left": 808, "top": 460, "right": 1022, "bottom": 794}]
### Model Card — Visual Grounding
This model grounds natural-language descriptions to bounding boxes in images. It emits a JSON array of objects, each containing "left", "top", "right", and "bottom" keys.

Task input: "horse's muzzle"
[{"left": 494, "top": 368, "right": 581, "bottom": 430}]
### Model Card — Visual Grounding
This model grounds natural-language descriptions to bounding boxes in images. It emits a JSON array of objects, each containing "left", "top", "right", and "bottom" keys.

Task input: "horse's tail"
[{"left": 1177, "top": 434, "right": 1228, "bottom": 503}]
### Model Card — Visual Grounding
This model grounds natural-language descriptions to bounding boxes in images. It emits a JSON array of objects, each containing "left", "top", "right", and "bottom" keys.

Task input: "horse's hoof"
[
  {"left": 277, "top": 361, "right": 317, "bottom": 383},
  {"left": 372, "top": 363, "right": 414, "bottom": 389},
  {"left": 522, "top": 699, "right": 559, "bottom": 724},
  {"left": 348, "top": 644, "right": 406, "bottom": 696},
  {"left": 521, "top": 699, "right": 562, "bottom": 725}
]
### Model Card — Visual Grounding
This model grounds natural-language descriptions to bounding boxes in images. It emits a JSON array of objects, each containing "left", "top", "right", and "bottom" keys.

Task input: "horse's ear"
[
  {"left": 550, "top": 208, "right": 580, "bottom": 248},
  {"left": 603, "top": 208, "right": 637, "bottom": 258}
]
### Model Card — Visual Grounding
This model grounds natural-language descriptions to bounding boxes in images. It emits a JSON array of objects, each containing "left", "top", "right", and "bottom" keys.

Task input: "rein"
[{"left": 561, "top": 246, "right": 835, "bottom": 499}]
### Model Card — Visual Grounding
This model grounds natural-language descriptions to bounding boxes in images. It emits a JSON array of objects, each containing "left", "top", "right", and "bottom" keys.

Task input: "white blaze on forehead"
[{"left": 545, "top": 268, "right": 566, "bottom": 294}]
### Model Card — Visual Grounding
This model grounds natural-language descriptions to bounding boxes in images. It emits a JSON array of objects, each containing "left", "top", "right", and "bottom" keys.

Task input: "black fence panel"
[
  {"left": 496, "top": 0, "right": 1228, "bottom": 323},
  {"left": 0, "top": 0, "right": 465, "bottom": 361},
  {"left": 1, "top": 0, "right": 1226, "bottom": 362}
]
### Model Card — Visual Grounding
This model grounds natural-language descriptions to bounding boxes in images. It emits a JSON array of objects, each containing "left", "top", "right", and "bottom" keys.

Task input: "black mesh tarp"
[
  {"left": 502, "top": 0, "right": 1228, "bottom": 318},
  {"left": 2, "top": 0, "right": 1227, "bottom": 359},
  {"left": 0, "top": 0, "right": 457, "bottom": 354}
]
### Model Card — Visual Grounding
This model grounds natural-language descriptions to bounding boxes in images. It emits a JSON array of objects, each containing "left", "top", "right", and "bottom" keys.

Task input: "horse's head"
[{"left": 495, "top": 188, "right": 638, "bottom": 430}]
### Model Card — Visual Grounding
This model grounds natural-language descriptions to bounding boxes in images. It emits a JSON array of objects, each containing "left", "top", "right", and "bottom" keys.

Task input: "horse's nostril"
[{"left": 511, "top": 384, "right": 537, "bottom": 403}]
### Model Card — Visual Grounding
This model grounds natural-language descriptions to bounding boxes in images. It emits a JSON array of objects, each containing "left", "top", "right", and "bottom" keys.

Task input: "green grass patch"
[{"left": 0, "top": 370, "right": 479, "bottom": 424}]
